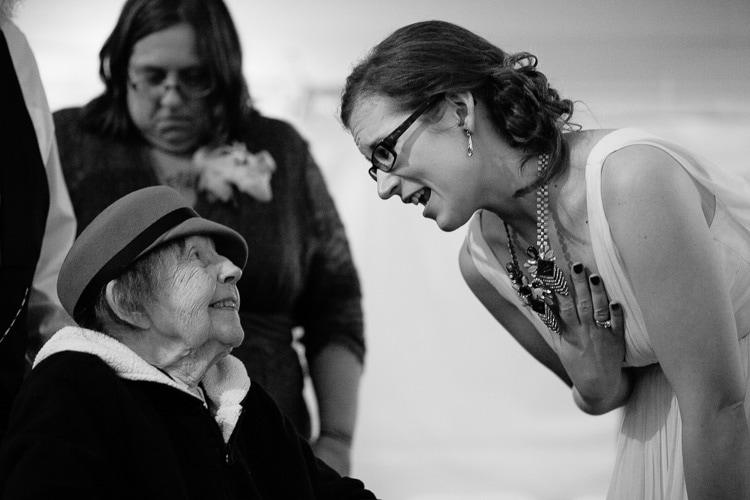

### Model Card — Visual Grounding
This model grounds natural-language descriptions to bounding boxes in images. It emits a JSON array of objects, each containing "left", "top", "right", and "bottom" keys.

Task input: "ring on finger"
[{"left": 594, "top": 319, "right": 612, "bottom": 329}]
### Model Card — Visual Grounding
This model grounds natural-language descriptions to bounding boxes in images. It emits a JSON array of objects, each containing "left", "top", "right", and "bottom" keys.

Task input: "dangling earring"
[{"left": 464, "top": 129, "right": 474, "bottom": 157}]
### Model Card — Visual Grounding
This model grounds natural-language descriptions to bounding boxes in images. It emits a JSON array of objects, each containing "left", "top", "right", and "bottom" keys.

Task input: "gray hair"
[{"left": 77, "top": 239, "right": 185, "bottom": 333}]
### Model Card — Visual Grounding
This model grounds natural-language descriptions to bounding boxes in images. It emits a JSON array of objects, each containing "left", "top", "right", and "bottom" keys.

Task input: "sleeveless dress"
[{"left": 464, "top": 128, "right": 750, "bottom": 499}]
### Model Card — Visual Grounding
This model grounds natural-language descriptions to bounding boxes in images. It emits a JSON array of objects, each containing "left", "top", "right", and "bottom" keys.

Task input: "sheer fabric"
[{"left": 465, "top": 128, "right": 750, "bottom": 499}]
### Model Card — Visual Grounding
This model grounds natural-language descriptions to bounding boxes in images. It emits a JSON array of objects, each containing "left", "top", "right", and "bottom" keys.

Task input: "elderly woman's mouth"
[{"left": 210, "top": 298, "right": 237, "bottom": 309}]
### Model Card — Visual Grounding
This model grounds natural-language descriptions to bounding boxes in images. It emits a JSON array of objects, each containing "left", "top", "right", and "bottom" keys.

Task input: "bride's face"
[{"left": 349, "top": 94, "right": 487, "bottom": 233}]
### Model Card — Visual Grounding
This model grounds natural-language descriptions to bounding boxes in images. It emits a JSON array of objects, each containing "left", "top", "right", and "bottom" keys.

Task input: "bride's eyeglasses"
[{"left": 368, "top": 96, "right": 441, "bottom": 181}]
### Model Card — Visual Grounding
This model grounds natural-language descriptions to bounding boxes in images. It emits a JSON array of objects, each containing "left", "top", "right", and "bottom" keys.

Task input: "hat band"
[{"left": 74, "top": 206, "right": 198, "bottom": 319}]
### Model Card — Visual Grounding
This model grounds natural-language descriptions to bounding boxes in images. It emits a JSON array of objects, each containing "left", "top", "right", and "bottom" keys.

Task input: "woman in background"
[
  {"left": 339, "top": 20, "right": 750, "bottom": 499},
  {"left": 53, "top": 0, "right": 363, "bottom": 474}
]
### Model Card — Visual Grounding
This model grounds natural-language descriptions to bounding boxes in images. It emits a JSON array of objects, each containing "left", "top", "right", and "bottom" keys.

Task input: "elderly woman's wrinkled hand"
[{"left": 555, "top": 263, "right": 629, "bottom": 414}]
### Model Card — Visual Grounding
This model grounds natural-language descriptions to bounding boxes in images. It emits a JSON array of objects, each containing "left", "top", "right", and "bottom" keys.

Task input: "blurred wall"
[{"left": 14, "top": 1, "right": 750, "bottom": 499}]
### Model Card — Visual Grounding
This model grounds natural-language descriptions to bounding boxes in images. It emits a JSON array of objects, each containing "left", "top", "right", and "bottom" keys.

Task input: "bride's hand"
[{"left": 555, "top": 262, "right": 629, "bottom": 413}]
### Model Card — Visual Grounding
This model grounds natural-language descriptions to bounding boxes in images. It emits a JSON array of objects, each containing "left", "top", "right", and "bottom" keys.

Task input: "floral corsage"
[{"left": 193, "top": 142, "right": 276, "bottom": 204}]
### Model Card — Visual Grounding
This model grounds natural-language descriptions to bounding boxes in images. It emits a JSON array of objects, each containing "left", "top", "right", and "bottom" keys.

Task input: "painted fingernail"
[
  {"left": 572, "top": 263, "right": 583, "bottom": 274},
  {"left": 611, "top": 302, "right": 620, "bottom": 311},
  {"left": 589, "top": 275, "right": 600, "bottom": 286}
]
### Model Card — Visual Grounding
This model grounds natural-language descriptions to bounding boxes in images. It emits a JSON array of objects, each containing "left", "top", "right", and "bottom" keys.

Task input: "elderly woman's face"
[
  {"left": 126, "top": 23, "right": 213, "bottom": 155},
  {"left": 143, "top": 235, "right": 243, "bottom": 358}
]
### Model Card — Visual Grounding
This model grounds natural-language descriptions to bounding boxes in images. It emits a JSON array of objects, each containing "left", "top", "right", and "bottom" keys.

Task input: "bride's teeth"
[
  {"left": 413, "top": 189, "right": 426, "bottom": 205},
  {"left": 414, "top": 189, "right": 430, "bottom": 205}
]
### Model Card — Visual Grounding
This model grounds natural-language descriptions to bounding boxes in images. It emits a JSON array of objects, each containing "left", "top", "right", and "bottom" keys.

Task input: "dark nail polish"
[
  {"left": 572, "top": 263, "right": 583, "bottom": 274},
  {"left": 611, "top": 303, "right": 620, "bottom": 311},
  {"left": 590, "top": 275, "right": 600, "bottom": 285}
]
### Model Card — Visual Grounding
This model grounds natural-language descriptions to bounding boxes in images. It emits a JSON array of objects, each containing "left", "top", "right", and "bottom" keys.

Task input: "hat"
[{"left": 58, "top": 186, "right": 248, "bottom": 319}]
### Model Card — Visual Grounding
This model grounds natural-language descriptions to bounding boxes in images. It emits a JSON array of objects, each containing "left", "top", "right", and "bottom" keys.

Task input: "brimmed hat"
[{"left": 58, "top": 186, "right": 248, "bottom": 320}]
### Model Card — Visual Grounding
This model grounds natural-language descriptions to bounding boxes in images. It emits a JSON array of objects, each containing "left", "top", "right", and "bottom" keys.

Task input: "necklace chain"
[
  {"left": 536, "top": 154, "right": 550, "bottom": 251},
  {"left": 504, "top": 153, "right": 570, "bottom": 335}
]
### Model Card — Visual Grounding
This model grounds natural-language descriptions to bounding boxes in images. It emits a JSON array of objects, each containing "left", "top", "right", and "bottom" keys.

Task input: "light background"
[{"left": 14, "top": 1, "right": 750, "bottom": 499}]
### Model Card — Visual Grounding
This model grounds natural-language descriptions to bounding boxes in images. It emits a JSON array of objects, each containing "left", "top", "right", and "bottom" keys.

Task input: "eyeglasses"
[
  {"left": 368, "top": 96, "right": 441, "bottom": 181},
  {"left": 127, "top": 66, "right": 214, "bottom": 101}
]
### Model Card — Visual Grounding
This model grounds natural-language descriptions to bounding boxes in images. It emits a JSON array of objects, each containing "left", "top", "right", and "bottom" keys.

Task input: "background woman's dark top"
[{"left": 53, "top": 107, "right": 365, "bottom": 437}]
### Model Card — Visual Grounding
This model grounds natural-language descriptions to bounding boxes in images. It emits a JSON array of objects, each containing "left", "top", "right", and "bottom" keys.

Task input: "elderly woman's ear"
[{"left": 105, "top": 280, "right": 151, "bottom": 330}]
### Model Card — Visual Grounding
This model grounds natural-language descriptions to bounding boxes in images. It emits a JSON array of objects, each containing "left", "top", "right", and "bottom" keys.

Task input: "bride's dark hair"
[{"left": 340, "top": 20, "right": 577, "bottom": 196}]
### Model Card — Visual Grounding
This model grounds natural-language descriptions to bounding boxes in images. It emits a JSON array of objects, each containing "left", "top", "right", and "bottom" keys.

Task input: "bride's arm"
[{"left": 603, "top": 144, "right": 750, "bottom": 500}]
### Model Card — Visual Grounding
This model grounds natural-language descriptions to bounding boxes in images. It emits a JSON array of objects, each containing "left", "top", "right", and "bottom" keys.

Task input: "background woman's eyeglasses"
[
  {"left": 127, "top": 66, "right": 214, "bottom": 101},
  {"left": 368, "top": 96, "right": 441, "bottom": 181}
]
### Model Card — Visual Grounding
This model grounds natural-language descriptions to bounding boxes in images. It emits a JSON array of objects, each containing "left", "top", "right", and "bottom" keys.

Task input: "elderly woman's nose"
[
  {"left": 217, "top": 257, "right": 242, "bottom": 284},
  {"left": 376, "top": 171, "right": 399, "bottom": 200}
]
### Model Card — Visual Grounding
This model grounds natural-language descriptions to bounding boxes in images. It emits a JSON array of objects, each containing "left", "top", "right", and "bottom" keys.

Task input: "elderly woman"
[{"left": 0, "top": 186, "right": 377, "bottom": 500}]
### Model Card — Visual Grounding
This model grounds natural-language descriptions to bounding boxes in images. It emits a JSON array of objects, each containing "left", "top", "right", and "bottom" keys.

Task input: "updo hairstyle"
[{"left": 340, "top": 20, "right": 576, "bottom": 196}]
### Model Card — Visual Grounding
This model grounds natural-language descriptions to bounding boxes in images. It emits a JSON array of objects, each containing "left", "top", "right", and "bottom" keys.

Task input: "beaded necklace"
[{"left": 503, "top": 153, "right": 570, "bottom": 335}]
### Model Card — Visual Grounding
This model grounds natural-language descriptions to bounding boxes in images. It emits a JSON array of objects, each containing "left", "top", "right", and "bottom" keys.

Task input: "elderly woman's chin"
[
  {"left": 210, "top": 314, "right": 245, "bottom": 350},
  {"left": 201, "top": 298, "right": 243, "bottom": 348}
]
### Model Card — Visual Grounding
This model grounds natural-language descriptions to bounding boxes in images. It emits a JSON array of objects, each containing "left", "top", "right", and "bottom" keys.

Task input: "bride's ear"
[{"left": 446, "top": 92, "right": 476, "bottom": 132}]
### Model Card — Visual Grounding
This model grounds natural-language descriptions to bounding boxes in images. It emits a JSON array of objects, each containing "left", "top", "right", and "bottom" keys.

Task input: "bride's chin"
[
  {"left": 432, "top": 207, "right": 470, "bottom": 233},
  {"left": 431, "top": 213, "right": 458, "bottom": 232}
]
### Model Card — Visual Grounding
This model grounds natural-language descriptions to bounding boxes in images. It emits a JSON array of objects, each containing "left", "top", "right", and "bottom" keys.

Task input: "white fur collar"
[{"left": 35, "top": 326, "right": 251, "bottom": 442}]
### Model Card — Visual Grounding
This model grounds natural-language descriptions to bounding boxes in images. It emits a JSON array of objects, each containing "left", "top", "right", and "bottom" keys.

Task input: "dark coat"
[
  {"left": 0, "top": 26, "right": 50, "bottom": 440},
  {"left": 0, "top": 351, "right": 377, "bottom": 499}
]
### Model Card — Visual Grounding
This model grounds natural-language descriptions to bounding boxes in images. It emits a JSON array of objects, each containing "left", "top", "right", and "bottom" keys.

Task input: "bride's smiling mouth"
[{"left": 407, "top": 188, "right": 431, "bottom": 206}]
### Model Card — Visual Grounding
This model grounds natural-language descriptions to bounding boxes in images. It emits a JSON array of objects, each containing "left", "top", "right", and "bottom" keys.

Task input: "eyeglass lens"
[
  {"left": 129, "top": 67, "right": 212, "bottom": 99},
  {"left": 371, "top": 145, "right": 395, "bottom": 171},
  {"left": 367, "top": 96, "right": 440, "bottom": 181}
]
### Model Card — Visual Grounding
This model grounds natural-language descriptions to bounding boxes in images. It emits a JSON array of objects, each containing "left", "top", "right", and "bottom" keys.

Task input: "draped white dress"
[{"left": 464, "top": 128, "right": 750, "bottom": 499}]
